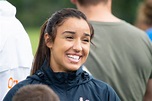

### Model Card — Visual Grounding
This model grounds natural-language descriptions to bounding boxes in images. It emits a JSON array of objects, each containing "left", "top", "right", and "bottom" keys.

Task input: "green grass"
[{"left": 26, "top": 28, "right": 40, "bottom": 55}]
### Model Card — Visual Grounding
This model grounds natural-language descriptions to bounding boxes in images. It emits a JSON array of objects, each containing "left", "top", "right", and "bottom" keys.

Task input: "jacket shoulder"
[
  {"left": 3, "top": 74, "right": 42, "bottom": 101},
  {"left": 90, "top": 79, "right": 121, "bottom": 101}
]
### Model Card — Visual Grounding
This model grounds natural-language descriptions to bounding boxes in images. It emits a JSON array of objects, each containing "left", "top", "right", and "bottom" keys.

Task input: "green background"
[{"left": 7, "top": 0, "right": 143, "bottom": 55}]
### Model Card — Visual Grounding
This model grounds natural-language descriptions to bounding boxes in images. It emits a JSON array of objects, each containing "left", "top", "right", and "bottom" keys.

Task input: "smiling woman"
[
  {"left": 3, "top": 8, "right": 120, "bottom": 101},
  {"left": 45, "top": 17, "right": 91, "bottom": 72}
]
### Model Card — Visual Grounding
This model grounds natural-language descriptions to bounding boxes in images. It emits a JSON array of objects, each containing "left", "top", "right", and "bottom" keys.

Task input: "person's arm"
[{"left": 143, "top": 79, "right": 152, "bottom": 101}]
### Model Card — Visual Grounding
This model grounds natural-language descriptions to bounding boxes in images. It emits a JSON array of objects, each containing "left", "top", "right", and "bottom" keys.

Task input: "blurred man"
[
  {"left": 135, "top": 0, "right": 152, "bottom": 41},
  {"left": 71, "top": 0, "right": 152, "bottom": 100},
  {"left": 0, "top": 0, "right": 33, "bottom": 100},
  {"left": 12, "top": 84, "right": 60, "bottom": 101}
]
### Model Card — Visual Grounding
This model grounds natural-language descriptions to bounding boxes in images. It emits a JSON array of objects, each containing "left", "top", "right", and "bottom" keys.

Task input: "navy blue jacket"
[{"left": 3, "top": 61, "right": 120, "bottom": 101}]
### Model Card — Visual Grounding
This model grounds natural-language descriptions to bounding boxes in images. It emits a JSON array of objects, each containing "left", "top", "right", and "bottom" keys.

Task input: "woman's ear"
[{"left": 44, "top": 33, "right": 53, "bottom": 48}]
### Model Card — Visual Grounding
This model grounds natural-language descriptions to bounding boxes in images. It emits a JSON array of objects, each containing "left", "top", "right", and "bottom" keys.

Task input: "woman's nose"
[{"left": 72, "top": 40, "right": 82, "bottom": 52}]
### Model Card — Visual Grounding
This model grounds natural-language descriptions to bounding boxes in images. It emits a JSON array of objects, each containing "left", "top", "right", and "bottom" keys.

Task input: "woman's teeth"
[{"left": 67, "top": 55, "right": 80, "bottom": 61}]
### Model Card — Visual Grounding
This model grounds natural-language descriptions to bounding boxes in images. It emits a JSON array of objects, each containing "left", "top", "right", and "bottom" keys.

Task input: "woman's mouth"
[{"left": 67, "top": 55, "right": 80, "bottom": 63}]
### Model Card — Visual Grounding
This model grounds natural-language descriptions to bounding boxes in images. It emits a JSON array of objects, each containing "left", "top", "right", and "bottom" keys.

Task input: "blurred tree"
[
  {"left": 8, "top": 0, "right": 75, "bottom": 28},
  {"left": 112, "top": 0, "right": 142, "bottom": 24},
  {"left": 8, "top": 0, "right": 142, "bottom": 27}
]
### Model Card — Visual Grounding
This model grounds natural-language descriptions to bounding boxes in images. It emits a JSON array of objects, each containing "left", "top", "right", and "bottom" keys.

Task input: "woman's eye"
[
  {"left": 66, "top": 36, "right": 73, "bottom": 39},
  {"left": 83, "top": 39, "right": 90, "bottom": 42}
]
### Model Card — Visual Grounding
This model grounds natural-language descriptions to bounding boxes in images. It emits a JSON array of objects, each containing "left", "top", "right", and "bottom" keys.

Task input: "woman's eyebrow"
[
  {"left": 62, "top": 31, "right": 90, "bottom": 37},
  {"left": 84, "top": 33, "right": 91, "bottom": 37},
  {"left": 62, "top": 31, "right": 75, "bottom": 34}
]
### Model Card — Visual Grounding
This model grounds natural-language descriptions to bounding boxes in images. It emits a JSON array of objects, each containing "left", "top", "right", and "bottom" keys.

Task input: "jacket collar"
[{"left": 39, "top": 59, "right": 91, "bottom": 89}]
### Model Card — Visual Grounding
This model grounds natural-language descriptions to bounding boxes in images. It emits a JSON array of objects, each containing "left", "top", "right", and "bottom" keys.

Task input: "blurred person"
[
  {"left": 12, "top": 84, "right": 60, "bottom": 101},
  {"left": 3, "top": 8, "right": 120, "bottom": 101},
  {"left": 0, "top": 0, "right": 33, "bottom": 100},
  {"left": 135, "top": 0, "right": 152, "bottom": 41},
  {"left": 70, "top": 0, "right": 152, "bottom": 101}
]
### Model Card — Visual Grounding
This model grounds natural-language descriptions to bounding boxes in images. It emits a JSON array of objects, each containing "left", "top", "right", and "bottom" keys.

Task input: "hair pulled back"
[{"left": 31, "top": 8, "right": 94, "bottom": 75}]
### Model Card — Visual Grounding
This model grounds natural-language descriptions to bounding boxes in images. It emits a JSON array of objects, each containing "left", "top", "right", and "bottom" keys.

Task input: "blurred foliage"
[
  {"left": 8, "top": 0, "right": 142, "bottom": 28},
  {"left": 112, "top": 0, "right": 142, "bottom": 24},
  {"left": 26, "top": 28, "right": 40, "bottom": 54}
]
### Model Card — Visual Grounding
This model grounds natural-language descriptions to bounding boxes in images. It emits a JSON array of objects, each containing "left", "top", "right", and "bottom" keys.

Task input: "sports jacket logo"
[{"left": 79, "top": 97, "right": 89, "bottom": 101}]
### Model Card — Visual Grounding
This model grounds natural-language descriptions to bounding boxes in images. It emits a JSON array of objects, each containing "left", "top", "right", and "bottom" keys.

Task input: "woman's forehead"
[
  {"left": 59, "top": 17, "right": 89, "bottom": 29},
  {"left": 56, "top": 17, "right": 90, "bottom": 34}
]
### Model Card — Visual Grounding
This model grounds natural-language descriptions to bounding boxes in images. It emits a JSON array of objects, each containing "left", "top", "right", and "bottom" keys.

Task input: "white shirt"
[{"left": 0, "top": 1, "right": 33, "bottom": 100}]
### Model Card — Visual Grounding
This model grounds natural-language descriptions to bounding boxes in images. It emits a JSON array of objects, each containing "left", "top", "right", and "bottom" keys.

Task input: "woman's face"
[{"left": 48, "top": 17, "right": 91, "bottom": 72}]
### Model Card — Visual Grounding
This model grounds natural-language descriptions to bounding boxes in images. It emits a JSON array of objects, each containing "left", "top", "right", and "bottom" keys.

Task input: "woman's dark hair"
[{"left": 31, "top": 8, "right": 94, "bottom": 75}]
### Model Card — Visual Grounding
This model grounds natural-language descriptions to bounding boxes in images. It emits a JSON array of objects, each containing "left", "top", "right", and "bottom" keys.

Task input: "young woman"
[{"left": 3, "top": 8, "right": 120, "bottom": 101}]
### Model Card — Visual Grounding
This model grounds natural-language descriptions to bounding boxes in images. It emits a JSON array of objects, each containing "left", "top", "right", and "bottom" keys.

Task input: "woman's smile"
[{"left": 67, "top": 54, "right": 81, "bottom": 63}]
